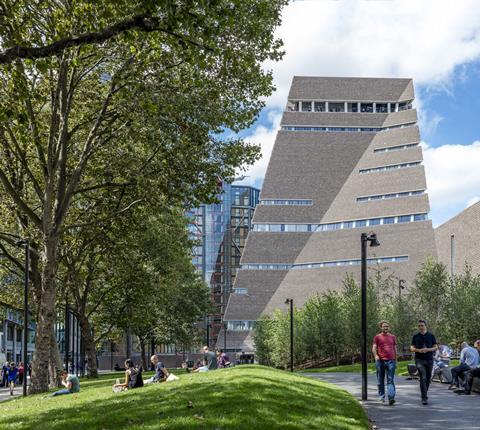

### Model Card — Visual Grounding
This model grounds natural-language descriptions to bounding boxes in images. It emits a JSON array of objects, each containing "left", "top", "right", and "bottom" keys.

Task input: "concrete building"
[
  {"left": 223, "top": 76, "right": 437, "bottom": 354},
  {"left": 435, "top": 201, "right": 480, "bottom": 275},
  {"left": 189, "top": 183, "right": 259, "bottom": 349},
  {"left": 0, "top": 302, "right": 35, "bottom": 365}
]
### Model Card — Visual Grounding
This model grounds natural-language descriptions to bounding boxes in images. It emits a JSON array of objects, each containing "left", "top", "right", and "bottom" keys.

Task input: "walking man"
[
  {"left": 411, "top": 319, "right": 438, "bottom": 405},
  {"left": 372, "top": 321, "right": 397, "bottom": 405}
]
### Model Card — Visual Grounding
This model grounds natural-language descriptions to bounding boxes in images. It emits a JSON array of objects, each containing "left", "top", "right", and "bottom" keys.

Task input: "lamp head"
[
  {"left": 399, "top": 279, "right": 406, "bottom": 289},
  {"left": 285, "top": 298, "right": 292, "bottom": 305},
  {"left": 368, "top": 233, "right": 380, "bottom": 247}
]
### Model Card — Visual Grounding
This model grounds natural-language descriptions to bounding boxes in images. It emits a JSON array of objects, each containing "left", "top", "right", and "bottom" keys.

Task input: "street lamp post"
[
  {"left": 398, "top": 279, "right": 406, "bottom": 355},
  {"left": 224, "top": 322, "right": 227, "bottom": 352},
  {"left": 16, "top": 239, "right": 29, "bottom": 397},
  {"left": 360, "top": 232, "right": 380, "bottom": 401},
  {"left": 285, "top": 298, "right": 294, "bottom": 372}
]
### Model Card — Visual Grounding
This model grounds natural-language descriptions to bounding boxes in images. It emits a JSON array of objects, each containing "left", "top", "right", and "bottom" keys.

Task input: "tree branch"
[
  {"left": 0, "top": 13, "right": 213, "bottom": 65},
  {"left": 0, "top": 168, "right": 43, "bottom": 230}
]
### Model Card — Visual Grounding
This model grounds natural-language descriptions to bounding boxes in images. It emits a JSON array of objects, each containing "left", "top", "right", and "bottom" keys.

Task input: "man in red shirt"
[{"left": 372, "top": 320, "right": 397, "bottom": 405}]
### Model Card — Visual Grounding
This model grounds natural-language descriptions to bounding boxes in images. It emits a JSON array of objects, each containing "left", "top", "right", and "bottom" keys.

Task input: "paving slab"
[{"left": 304, "top": 372, "right": 480, "bottom": 430}]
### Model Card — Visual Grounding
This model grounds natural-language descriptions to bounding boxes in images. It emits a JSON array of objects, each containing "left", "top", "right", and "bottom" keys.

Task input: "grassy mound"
[{"left": 1, "top": 365, "right": 368, "bottom": 430}]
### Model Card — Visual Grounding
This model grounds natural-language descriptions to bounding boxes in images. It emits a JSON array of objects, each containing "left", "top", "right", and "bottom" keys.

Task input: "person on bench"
[
  {"left": 455, "top": 339, "right": 480, "bottom": 395},
  {"left": 449, "top": 342, "right": 479, "bottom": 390}
]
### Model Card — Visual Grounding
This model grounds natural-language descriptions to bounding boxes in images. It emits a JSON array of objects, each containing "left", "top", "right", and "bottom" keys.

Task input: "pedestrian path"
[
  {"left": 0, "top": 386, "right": 21, "bottom": 402},
  {"left": 305, "top": 372, "right": 480, "bottom": 430}
]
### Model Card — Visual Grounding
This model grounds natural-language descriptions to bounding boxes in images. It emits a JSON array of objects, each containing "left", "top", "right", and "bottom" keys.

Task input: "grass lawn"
[
  {"left": 1, "top": 365, "right": 369, "bottom": 430},
  {"left": 300, "top": 360, "right": 460, "bottom": 376}
]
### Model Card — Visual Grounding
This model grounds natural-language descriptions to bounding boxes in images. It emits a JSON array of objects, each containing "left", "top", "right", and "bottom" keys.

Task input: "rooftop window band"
[{"left": 281, "top": 122, "right": 417, "bottom": 133}]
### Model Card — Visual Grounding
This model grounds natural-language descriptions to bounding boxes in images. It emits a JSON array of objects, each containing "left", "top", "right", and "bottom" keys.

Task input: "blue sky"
[{"left": 234, "top": 0, "right": 480, "bottom": 227}]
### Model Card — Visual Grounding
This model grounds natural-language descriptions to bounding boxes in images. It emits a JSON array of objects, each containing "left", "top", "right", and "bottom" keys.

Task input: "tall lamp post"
[
  {"left": 285, "top": 298, "right": 294, "bottom": 372},
  {"left": 360, "top": 232, "right": 380, "bottom": 401},
  {"left": 223, "top": 322, "right": 227, "bottom": 352},
  {"left": 16, "top": 239, "right": 29, "bottom": 397},
  {"left": 398, "top": 279, "right": 406, "bottom": 356}
]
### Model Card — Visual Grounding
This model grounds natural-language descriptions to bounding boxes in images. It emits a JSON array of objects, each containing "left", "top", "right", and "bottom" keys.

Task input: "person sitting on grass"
[
  {"left": 192, "top": 359, "right": 210, "bottom": 373},
  {"left": 50, "top": 370, "right": 80, "bottom": 397},
  {"left": 145, "top": 355, "right": 169, "bottom": 384},
  {"left": 113, "top": 359, "right": 144, "bottom": 392},
  {"left": 7, "top": 362, "right": 18, "bottom": 396},
  {"left": 216, "top": 349, "right": 231, "bottom": 368}
]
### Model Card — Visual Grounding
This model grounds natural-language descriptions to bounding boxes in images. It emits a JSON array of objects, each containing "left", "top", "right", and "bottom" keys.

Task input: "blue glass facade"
[{"left": 189, "top": 183, "right": 259, "bottom": 347}]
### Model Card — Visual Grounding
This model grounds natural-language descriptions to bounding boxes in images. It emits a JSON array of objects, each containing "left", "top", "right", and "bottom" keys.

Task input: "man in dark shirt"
[
  {"left": 147, "top": 355, "right": 169, "bottom": 383},
  {"left": 411, "top": 319, "right": 438, "bottom": 405}
]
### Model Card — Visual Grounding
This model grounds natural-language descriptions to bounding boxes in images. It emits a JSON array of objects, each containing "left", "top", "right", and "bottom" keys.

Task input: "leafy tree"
[
  {"left": 0, "top": 0, "right": 286, "bottom": 392},
  {"left": 409, "top": 257, "right": 449, "bottom": 332}
]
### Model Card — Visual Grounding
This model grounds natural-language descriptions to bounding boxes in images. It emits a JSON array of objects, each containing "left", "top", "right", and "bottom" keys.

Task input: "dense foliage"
[
  {"left": 254, "top": 259, "right": 480, "bottom": 369},
  {"left": 0, "top": 0, "right": 287, "bottom": 392}
]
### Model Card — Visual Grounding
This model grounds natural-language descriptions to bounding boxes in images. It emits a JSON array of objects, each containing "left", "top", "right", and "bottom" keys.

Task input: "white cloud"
[
  {"left": 266, "top": 0, "right": 480, "bottom": 108},
  {"left": 423, "top": 141, "right": 480, "bottom": 226},
  {"left": 238, "top": 1, "right": 480, "bottom": 222},
  {"left": 235, "top": 111, "right": 282, "bottom": 188}
]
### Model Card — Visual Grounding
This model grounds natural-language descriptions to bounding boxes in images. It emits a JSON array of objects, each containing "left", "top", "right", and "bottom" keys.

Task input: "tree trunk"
[
  {"left": 29, "top": 277, "right": 57, "bottom": 393},
  {"left": 126, "top": 327, "right": 132, "bottom": 358},
  {"left": 79, "top": 315, "right": 98, "bottom": 378},
  {"left": 29, "top": 236, "right": 59, "bottom": 393},
  {"left": 139, "top": 338, "right": 147, "bottom": 371},
  {"left": 49, "top": 327, "right": 62, "bottom": 388}
]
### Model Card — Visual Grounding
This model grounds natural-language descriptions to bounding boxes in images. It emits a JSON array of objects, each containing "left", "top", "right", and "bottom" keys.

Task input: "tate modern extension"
[{"left": 221, "top": 77, "right": 437, "bottom": 353}]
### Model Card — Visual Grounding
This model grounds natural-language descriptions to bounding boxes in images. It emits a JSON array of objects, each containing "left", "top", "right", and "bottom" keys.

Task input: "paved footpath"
[
  {"left": 305, "top": 372, "right": 480, "bottom": 430},
  {"left": 0, "top": 386, "right": 22, "bottom": 402}
]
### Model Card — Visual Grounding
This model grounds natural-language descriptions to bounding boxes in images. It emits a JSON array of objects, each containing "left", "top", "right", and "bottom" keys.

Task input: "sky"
[{"left": 233, "top": 0, "right": 480, "bottom": 227}]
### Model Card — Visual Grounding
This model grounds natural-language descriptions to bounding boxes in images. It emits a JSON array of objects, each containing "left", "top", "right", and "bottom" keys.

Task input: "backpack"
[{"left": 128, "top": 366, "right": 144, "bottom": 389}]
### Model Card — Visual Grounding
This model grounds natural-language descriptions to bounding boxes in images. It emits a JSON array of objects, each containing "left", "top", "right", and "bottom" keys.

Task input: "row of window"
[
  {"left": 242, "top": 255, "right": 409, "bottom": 271},
  {"left": 259, "top": 199, "right": 313, "bottom": 206},
  {"left": 374, "top": 142, "right": 419, "bottom": 153},
  {"left": 252, "top": 213, "right": 428, "bottom": 233},
  {"left": 357, "top": 190, "right": 425, "bottom": 202},
  {"left": 233, "top": 288, "right": 248, "bottom": 294},
  {"left": 226, "top": 320, "right": 255, "bottom": 331},
  {"left": 281, "top": 122, "right": 416, "bottom": 133},
  {"left": 359, "top": 161, "right": 422, "bottom": 174},
  {"left": 288, "top": 101, "right": 412, "bottom": 113}
]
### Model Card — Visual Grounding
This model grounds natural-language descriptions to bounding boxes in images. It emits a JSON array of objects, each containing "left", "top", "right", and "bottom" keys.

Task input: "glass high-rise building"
[{"left": 189, "top": 183, "right": 259, "bottom": 349}]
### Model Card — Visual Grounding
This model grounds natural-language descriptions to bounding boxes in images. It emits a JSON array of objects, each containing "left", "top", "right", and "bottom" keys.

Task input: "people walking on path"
[
  {"left": 17, "top": 362, "right": 24, "bottom": 385},
  {"left": 449, "top": 341, "right": 479, "bottom": 390},
  {"left": 6, "top": 362, "right": 18, "bottom": 396},
  {"left": 50, "top": 370, "right": 80, "bottom": 397},
  {"left": 410, "top": 319, "right": 438, "bottom": 405},
  {"left": 454, "top": 339, "right": 480, "bottom": 395},
  {"left": 372, "top": 320, "right": 397, "bottom": 405},
  {"left": 1, "top": 362, "right": 8, "bottom": 388}
]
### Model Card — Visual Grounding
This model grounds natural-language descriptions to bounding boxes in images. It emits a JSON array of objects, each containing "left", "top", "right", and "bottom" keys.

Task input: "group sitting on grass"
[{"left": 187, "top": 346, "right": 231, "bottom": 373}]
